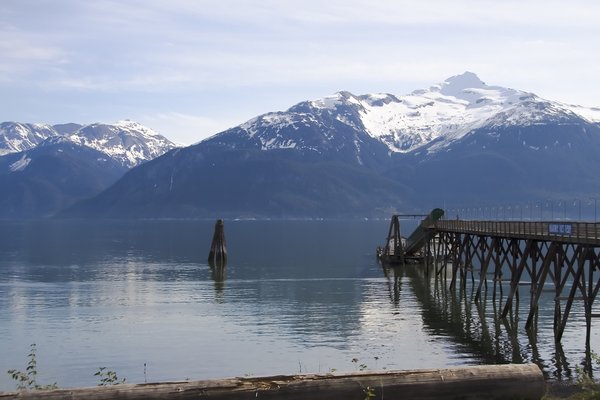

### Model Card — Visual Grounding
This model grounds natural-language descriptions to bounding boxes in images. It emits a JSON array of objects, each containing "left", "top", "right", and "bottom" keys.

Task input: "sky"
[{"left": 1, "top": 0, "right": 600, "bottom": 145}]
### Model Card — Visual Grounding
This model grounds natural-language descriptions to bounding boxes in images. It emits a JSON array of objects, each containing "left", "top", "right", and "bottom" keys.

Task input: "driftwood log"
[{"left": 0, "top": 363, "right": 546, "bottom": 400}]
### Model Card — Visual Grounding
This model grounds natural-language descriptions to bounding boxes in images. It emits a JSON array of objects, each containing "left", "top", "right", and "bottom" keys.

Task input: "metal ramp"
[{"left": 377, "top": 208, "right": 444, "bottom": 265}]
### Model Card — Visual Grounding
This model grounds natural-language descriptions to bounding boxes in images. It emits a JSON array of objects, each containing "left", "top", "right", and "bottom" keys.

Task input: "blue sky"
[{"left": 1, "top": 0, "right": 599, "bottom": 144}]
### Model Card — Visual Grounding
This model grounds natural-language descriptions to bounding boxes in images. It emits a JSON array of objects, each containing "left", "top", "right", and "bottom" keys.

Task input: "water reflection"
[
  {"left": 380, "top": 263, "right": 591, "bottom": 381},
  {"left": 210, "top": 265, "right": 225, "bottom": 298}
]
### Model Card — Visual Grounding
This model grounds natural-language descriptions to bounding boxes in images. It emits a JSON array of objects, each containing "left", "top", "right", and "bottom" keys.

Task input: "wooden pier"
[{"left": 379, "top": 214, "right": 600, "bottom": 345}]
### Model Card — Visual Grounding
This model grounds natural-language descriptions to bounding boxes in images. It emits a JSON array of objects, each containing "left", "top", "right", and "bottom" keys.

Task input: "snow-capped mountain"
[
  {"left": 208, "top": 71, "right": 600, "bottom": 159},
  {"left": 205, "top": 90, "right": 393, "bottom": 170},
  {"left": 38, "top": 73, "right": 600, "bottom": 219},
  {"left": 0, "top": 120, "right": 177, "bottom": 168},
  {"left": 68, "top": 120, "right": 177, "bottom": 168},
  {"left": 0, "top": 122, "right": 58, "bottom": 156},
  {"left": 0, "top": 120, "right": 178, "bottom": 218}
]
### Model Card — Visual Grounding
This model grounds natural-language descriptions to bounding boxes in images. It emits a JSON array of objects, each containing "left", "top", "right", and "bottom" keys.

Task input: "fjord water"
[{"left": 0, "top": 219, "right": 597, "bottom": 391}]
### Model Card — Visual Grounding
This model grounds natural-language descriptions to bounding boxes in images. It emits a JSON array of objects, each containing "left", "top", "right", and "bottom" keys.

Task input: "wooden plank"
[{"left": 0, "top": 364, "right": 545, "bottom": 400}]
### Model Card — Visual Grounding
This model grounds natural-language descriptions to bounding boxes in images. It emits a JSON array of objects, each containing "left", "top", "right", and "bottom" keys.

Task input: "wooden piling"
[
  {"left": 208, "top": 219, "right": 227, "bottom": 268},
  {"left": 0, "top": 364, "right": 545, "bottom": 400}
]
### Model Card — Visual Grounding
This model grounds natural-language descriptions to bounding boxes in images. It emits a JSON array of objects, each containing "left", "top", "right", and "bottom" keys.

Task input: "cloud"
[
  {"left": 0, "top": 27, "right": 66, "bottom": 82},
  {"left": 127, "top": 0, "right": 600, "bottom": 29},
  {"left": 1, "top": 0, "right": 600, "bottom": 127}
]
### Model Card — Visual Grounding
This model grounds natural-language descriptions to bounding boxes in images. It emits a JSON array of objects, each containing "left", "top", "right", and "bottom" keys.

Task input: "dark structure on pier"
[{"left": 378, "top": 211, "right": 600, "bottom": 346}]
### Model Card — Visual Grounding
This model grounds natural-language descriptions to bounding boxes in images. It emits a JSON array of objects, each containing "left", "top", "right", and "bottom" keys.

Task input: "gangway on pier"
[
  {"left": 404, "top": 208, "right": 444, "bottom": 256},
  {"left": 377, "top": 208, "right": 444, "bottom": 264}
]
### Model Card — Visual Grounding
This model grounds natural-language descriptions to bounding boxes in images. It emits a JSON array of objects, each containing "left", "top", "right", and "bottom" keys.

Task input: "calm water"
[{"left": 0, "top": 219, "right": 598, "bottom": 391}]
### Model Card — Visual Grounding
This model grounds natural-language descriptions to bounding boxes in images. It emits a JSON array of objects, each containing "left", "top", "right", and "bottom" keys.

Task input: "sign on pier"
[{"left": 548, "top": 223, "right": 573, "bottom": 235}]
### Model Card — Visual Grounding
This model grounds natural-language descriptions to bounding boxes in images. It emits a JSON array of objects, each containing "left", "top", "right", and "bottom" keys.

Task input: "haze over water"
[{"left": 0, "top": 219, "right": 597, "bottom": 391}]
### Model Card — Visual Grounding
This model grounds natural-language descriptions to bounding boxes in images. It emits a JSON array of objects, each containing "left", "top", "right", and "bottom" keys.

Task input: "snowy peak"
[
  {"left": 438, "top": 71, "right": 486, "bottom": 97},
  {"left": 307, "top": 91, "right": 364, "bottom": 110},
  {"left": 426, "top": 71, "right": 526, "bottom": 108},
  {"left": 69, "top": 121, "right": 177, "bottom": 168},
  {"left": 0, "top": 120, "right": 178, "bottom": 168},
  {"left": 356, "top": 72, "right": 600, "bottom": 153},
  {"left": 219, "top": 72, "right": 521, "bottom": 154},
  {"left": 0, "top": 122, "right": 58, "bottom": 156},
  {"left": 114, "top": 120, "right": 163, "bottom": 138},
  {"left": 306, "top": 91, "right": 403, "bottom": 111},
  {"left": 211, "top": 72, "right": 600, "bottom": 158}
]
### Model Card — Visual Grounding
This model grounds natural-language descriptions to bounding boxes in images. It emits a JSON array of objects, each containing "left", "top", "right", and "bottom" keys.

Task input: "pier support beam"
[{"left": 429, "top": 222, "right": 600, "bottom": 344}]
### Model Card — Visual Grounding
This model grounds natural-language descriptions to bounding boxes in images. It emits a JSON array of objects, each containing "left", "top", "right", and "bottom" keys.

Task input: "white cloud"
[
  {"left": 129, "top": 0, "right": 600, "bottom": 29},
  {"left": 1, "top": 0, "right": 599, "bottom": 126},
  {"left": 0, "top": 27, "right": 66, "bottom": 82}
]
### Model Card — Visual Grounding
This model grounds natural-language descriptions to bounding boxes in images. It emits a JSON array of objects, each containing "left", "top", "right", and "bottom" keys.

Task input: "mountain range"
[
  {"left": 0, "top": 121, "right": 177, "bottom": 218},
  {"left": 0, "top": 120, "right": 177, "bottom": 168},
  {"left": 4, "top": 72, "right": 600, "bottom": 219}
]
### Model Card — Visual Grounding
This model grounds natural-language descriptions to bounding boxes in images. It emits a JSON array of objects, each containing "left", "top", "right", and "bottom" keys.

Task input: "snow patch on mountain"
[
  {"left": 310, "top": 91, "right": 362, "bottom": 110},
  {"left": 114, "top": 120, "right": 165, "bottom": 138},
  {"left": 0, "top": 120, "right": 177, "bottom": 167},
  {"left": 67, "top": 120, "right": 177, "bottom": 168},
  {"left": 9, "top": 154, "right": 31, "bottom": 172},
  {"left": 238, "top": 112, "right": 323, "bottom": 151},
  {"left": 358, "top": 72, "right": 548, "bottom": 153},
  {"left": 0, "top": 122, "right": 58, "bottom": 155}
]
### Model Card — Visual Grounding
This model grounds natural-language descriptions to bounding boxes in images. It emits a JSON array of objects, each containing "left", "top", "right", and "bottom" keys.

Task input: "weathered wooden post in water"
[{"left": 208, "top": 219, "right": 227, "bottom": 268}]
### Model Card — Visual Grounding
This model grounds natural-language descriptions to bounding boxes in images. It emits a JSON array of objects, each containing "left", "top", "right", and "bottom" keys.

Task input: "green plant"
[
  {"left": 7, "top": 344, "right": 58, "bottom": 390},
  {"left": 94, "top": 367, "right": 126, "bottom": 386},
  {"left": 363, "top": 385, "right": 376, "bottom": 399},
  {"left": 566, "top": 352, "right": 600, "bottom": 400}
]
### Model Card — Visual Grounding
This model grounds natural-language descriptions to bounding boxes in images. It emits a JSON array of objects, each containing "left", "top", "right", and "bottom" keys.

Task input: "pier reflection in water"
[{"left": 380, "top": 262, "right": 594, "bottom": 381}]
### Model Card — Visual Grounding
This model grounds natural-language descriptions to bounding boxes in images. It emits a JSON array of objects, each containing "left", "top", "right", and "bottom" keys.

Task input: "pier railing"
[{"left": 430, "top": 220, "right": 600, "bottom": 246}]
